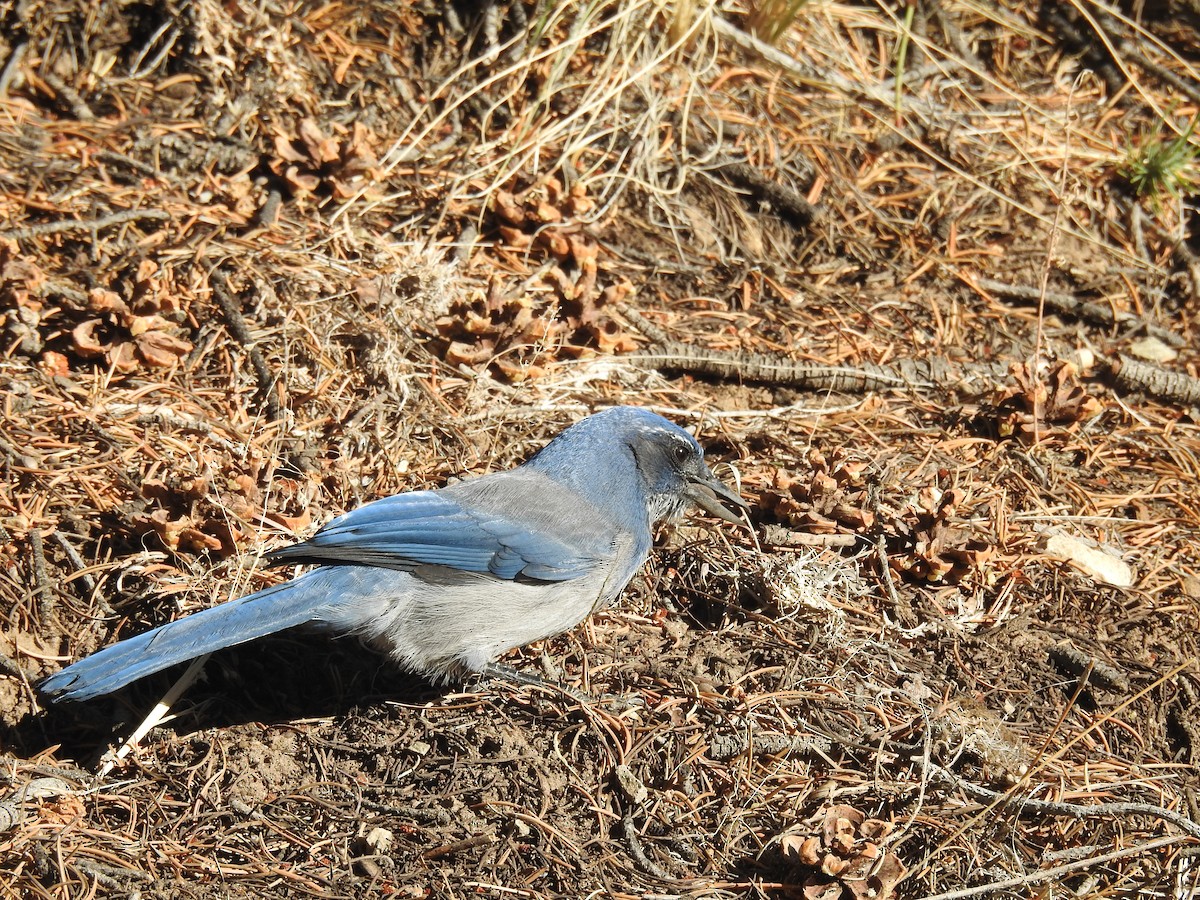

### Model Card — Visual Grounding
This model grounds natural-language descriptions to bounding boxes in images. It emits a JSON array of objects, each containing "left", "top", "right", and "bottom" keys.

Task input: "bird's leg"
[{"left": 481, "top": 661, "right": 597, "bottom": 706}]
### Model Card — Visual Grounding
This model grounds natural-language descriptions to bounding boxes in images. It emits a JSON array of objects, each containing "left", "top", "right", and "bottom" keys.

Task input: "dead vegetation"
[{"left": 1, "top": 0, "right": 1199, "bottom": 897}]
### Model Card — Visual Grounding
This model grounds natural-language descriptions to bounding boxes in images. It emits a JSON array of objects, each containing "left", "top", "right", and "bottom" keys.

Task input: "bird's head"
[{"left": 531, "top": 407, "right": 747, "bottom": 529}]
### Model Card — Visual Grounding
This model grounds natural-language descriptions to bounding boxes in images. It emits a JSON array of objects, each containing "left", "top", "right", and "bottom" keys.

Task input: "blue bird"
[{"left": 39, "top": 407, "right": 747, "bottom": 703}]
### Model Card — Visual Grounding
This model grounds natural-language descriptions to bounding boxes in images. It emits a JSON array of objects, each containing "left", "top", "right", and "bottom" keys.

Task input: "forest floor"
[{"left": 1, "top": 1, "right": 1199, "bottom": 898}]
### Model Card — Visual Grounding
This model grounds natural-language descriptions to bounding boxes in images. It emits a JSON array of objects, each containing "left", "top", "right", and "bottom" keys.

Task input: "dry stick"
[
  {"left": 1113, "top": 355, "right": 1200, "bottom": 406},
  {"left": 420, "top": 833, "right": 496, "bottom": 860},
  {"left": 1172, "top": 237, "right": 1200, "bottom": 303},
  {"left": 360, "top": 799, "right": 453, "bottom": 826},
  {"left": 1118, "top": 39, "right": 1200, "bottom": 106},
  {"left": 616, "top": 304, "right": 672, "bottom": 345},
  {"left": 703, "top": 157, "right": 818, "bottom": 227},
  {"left": 1, "top": 209, "right": 171, "bottom": 242},
  {"left": 50, "top": 531, "right": 95, "bottom": 597},
  {"left": 626, "top": 288, "right": 1197, "bottom": 410},
  {"left": 73, "top": 859, "right": 154, "bottom": 889},
  {"left": 50, "top": 530, "right": 109, "bottom": 615},
  {"left": 928, "top": 762, "right": 1200, "bottom": 839},
  {"left": 39, "top": 71, "right": 95, "bottom": 121},
  {"left": 635, "top": 343, "right": 1008, "bottom": 394},
  {"left": 36, "top": 280, "right": 89, "bottom": 305},
  {"left": 29, "top": 529, "right": 53, "bottom": 624},
  {"left": 0, "top": 651, "right": 30, "bottom": 681},
  {"left": 0, "top": 40, "right": 27, "bottom": 97},
  {"left": 97, "top": 655, "right": 210, "bottom": 779},
  {"left": 976, "top": 277, "right": 1184, "bottom": 348},
  {"left": 256, "top": 188, "right": 284, "bottom": 227},
  {"left": 1047, "top": 642, "right": 1131, "bottom": 693},
  {"left": 918, "top": 834, "right": 1189, "bottom": 900},
  {"left": 95, "top": 150, "right": 168, "bottom": 181},
  {"left": 209, "top": 271, "right": 284, "bottom": 423},
  {"left": 1039, "top": 6, "right": 1124, "bottom": 95},
  {"left": 708, "top": 730, "right": 832, "bottom": 761},
  {"left": 622, "top": 811, "right": 671, "bottom": 880},
  {"left": 628, "top": 312, "right": 1200, "bottom": 413},
  {"left": 761, "top": 524, "right": 856, "bottom": 548},
  {"left": 619, "top": 303, "right": 1010, "bottom": 394}
]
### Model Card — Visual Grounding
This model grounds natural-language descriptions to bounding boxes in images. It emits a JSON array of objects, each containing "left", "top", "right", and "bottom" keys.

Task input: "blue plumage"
[
  {"left": 39, "top": 406, "right": 746, "bottom": 703},
  {"left": 266, "top": 488, "right": 604, "bottom": 580}
]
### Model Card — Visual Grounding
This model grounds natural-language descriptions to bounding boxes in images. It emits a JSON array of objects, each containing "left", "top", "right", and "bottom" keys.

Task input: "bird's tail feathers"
[{"left": 39, "top": 572, "right": 332, "bottom": 703}]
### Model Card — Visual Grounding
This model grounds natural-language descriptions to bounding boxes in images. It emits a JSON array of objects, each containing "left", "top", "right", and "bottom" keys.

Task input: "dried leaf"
[
  {"left": 37, "top": 793, "right": 86, "bottom": 826},
  {"left": 128, "top": 314, "right": 172, "bottom": 337},
  {"left": 263, "top": 508, "right": 312, "bottom": 534},
  {"left": 849, "top": 851, "right": 907, "bottom": 900},
  {"left": 802, "top": 879, "right": 843, "bottom": 900},
  {"left": 493, "top": 190, "right": 526, "bottom": 226},
  {"left": 824, "top": 805, "right": 864, "bottom": 851},
  {"left": 798, "top": 836, "right": 823, "bottom": 866},
  {"left": 87, "top": 288, "right": 130, "bottom": 319},
  {"left": 177, "top": 525, "right": 224, "bottom": 554},
  {"left": 285, "top": 165, "right": 321, "bottom": 193},
  {"left": 71, "top": 319, "right": 106, "bottom": 357},
  {"left": 135, "top": 330, "right": 192, "bottom": 367},
  {"left": 859, "top": 819, "right": 891, "bottom": 840},
  {"left": 298, "top": 118, "right": 341, "bottom": 164},
  {"left": 541, "top": 231, "right": 571, "bottom": 260},
  {"left": 779, "top": 832, "right": 811, "bottom": 862},
  {"left": 821, "top": 853, "right": 850, "bottom": 876},
  {"left": 590, "top": 320, "right": 638, "bottom": 353},
  {"left": 532, "top": 200, "right": 562, "bottom": 224},
  {"left": 274, "top": 133, "right": 308, "bottom": 163},
  {"left": 498, "top": 225, "right": 533, "bottom": 250},
  {"left": 445, "top": 339, "right": 494, "bottom": 366},
  {"left": 39, "top": 351, "right": 70, "bottom": 377},
  {"left": 108, "top": 341, "right": 139, "bottom": 373}
]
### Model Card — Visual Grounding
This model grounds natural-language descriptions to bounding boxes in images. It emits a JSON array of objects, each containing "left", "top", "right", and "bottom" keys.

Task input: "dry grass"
[{"left": 1, "top": 0, "right": 1199, "bottom": 897}]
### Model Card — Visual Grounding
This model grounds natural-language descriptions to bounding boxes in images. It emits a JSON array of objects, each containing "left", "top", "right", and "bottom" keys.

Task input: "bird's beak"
[{"left": 684, "top": 470, "right": 750, "bottom": 527}]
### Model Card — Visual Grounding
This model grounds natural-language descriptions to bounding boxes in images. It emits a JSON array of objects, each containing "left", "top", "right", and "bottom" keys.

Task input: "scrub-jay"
[{"left": 39, "top": 406, "right": 746, "bottom": 703}]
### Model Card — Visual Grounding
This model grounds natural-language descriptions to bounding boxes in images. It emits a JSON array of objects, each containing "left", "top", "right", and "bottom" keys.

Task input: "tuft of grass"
[
  {"left": 746, "top": 0, "right": 810, "bottom": 45},
  {"left": 1120, "top": 114, "right": 1199, "bottom": 204}
]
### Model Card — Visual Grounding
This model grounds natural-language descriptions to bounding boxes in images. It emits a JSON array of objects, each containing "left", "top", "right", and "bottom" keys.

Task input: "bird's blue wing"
[{"left": 267, "top": 474, "right": 613, "bottom": 582}]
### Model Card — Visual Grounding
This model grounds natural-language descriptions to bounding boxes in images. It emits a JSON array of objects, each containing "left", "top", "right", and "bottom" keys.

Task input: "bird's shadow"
[{"left": 7, "top": 631, "right": 449, "bottom": 764}]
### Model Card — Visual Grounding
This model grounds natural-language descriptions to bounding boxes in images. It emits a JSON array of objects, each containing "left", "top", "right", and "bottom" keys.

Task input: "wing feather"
[{"left": 267, "top": 470, "right": 615, "bottom": 581}]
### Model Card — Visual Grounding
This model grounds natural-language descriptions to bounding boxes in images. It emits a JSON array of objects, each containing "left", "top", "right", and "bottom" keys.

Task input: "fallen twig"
[
  {"left": 928, "top": 762, "right": 1200, "bottom": 839},
  {"left": 976, "top": 277, "right": 1184, "bottom": 348},
  {"left": 50, "top": 530, "right": 107, "bottom": 615},
  {"left": 917, "top": 834, "right": 1189, "bottom": 900},
  {"left": 0, "top": 40, "right": 27, "bottom": 97},
  {"left": 1112, "top": 355, "right": 1200, "bottom": 407},
  {"left": 622, "top": 811, "right": 670, "bottom": 879},
  {"left": 39, "top": 70, "right": 95, "bottom": 121},
  {"left": 0, "top": 652, "right": 30, "bottom": 682},
  {"left": 1118, "top": 39, "right": 1200, "bottom": 106},
  {"left": 761, "top": 524, "right": 857, "bottom": 549},
  {"left": 635, "top": 342, "right": 1008, "bottom": 394},
  {"left": 209, "top": 270, "right": 284, "bottom": 423},
  {"left": 29, "top": 529, "right": 52, "bottom": 625},
  {"left": 705, "top": 157, "right": 818, "bottom": 227},
  {"left": 2, "top": 209, "right": 171, "bottom": 242}
]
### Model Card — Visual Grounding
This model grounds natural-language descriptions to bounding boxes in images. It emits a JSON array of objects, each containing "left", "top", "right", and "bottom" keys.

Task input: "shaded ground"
[{"left": 1, "top": 1, "right": 1199, "bottom": 897}]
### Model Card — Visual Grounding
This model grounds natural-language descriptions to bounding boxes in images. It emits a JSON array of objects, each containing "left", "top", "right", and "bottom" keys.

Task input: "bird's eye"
[{"left": 673, "top": 443, "right": 690, "bottom": 463}]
